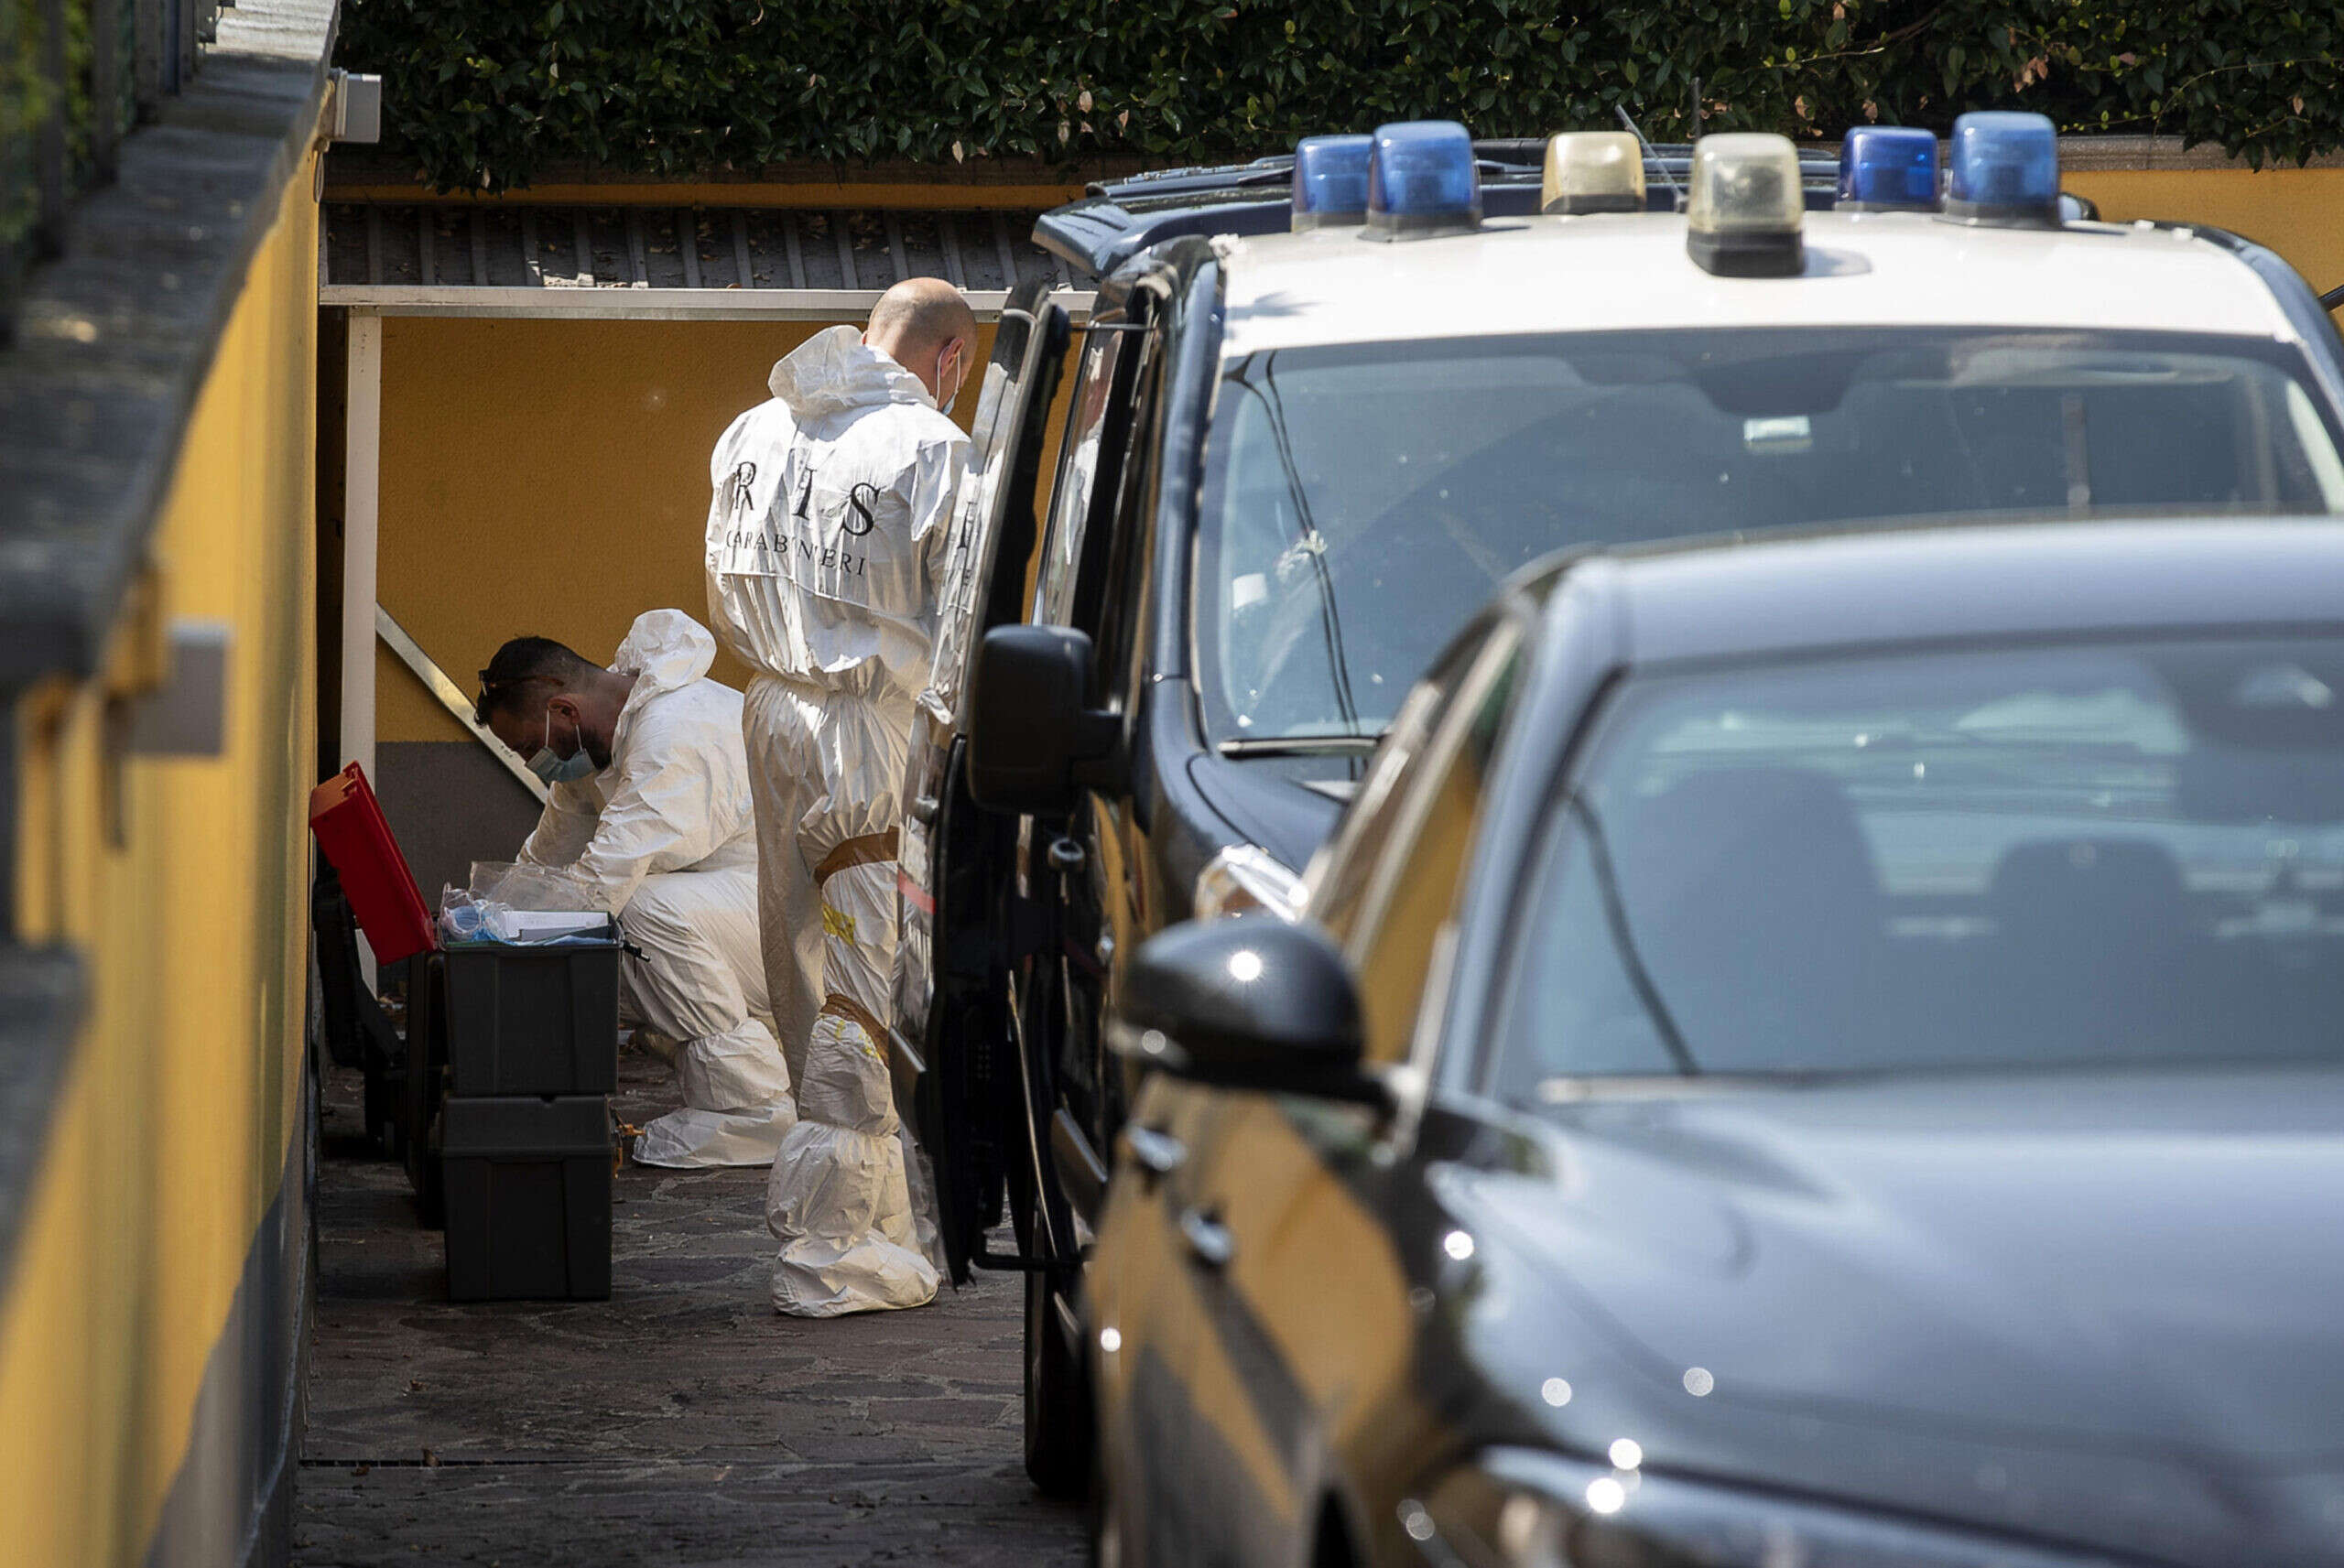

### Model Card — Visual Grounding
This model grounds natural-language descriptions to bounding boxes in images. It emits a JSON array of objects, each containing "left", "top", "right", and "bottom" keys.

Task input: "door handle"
[
  {"left": 1047, "top": 836, "right": 1087, "bottom": 875},
  {"left": 1180, "top": 1206, "right": 1234, "bottom": 1270},
  {"left": 1122, "top": 1123, "right": 1187, "bottom": 1181}
]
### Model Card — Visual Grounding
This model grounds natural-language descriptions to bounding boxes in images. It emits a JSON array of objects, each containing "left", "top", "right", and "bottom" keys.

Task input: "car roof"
[
  {"left": 1538, "top": 519, "right": 2344, "bottom": 666},
  {"left": 1036, "top": 144, "right": 1842, "bottom": 277},
  {"left": 1217, "top": 212, "right": 2295, "bottom": 357}
]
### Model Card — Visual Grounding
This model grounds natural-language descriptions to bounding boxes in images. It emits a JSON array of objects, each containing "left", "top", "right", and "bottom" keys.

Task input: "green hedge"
[{"left": 340, "top": 0, "right": 2343, "bottom": 193}]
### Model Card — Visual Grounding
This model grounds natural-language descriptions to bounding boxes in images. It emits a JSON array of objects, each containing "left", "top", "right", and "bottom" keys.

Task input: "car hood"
[
  {"left": 1184, "top": 751, "right": 1350, "bottom": 875},
  {"left": 1441, "top": 1069, "right": 2344, "bottom": 1565}
]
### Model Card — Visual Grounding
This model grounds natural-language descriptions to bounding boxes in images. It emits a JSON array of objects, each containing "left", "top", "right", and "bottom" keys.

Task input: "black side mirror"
[
  {"left": 967, "top": 624, "right": 1120, "bottom": 816},
  {"left": 1113, "top": 918, "right": 1382, "bottom": 1105}
]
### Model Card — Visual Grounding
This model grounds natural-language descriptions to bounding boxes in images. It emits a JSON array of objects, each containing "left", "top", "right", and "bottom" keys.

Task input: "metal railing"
[{"left": 1, "top": 0, "right": 220, "bottom": 340}]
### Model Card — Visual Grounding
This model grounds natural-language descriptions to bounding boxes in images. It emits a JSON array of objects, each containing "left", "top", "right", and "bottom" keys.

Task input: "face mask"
[
  {"left": 935, "top": 343, "right": 964, "bottom": 418},
  {"left": 527, "top": 707, "right": 597, "bottom": 785}
]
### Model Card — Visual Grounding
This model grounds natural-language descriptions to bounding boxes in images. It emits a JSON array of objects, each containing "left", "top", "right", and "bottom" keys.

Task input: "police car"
[{"left": 889, "top": 111, "right": 2344, "bottom": 1496}]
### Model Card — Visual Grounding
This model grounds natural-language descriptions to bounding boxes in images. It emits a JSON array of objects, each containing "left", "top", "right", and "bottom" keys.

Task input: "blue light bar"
[
  {"left": 1836, "top": 125, "right": 1938, "bottom": 211},
  {"left": 1945, "top": 111, "right": 2060, "bottom": 226},
  {"left": 1364, "top": 120, "right": 1481, "bottom": 241},
  {"left": 1291, "top": 135, "right": 1373, "bottom": 231}
]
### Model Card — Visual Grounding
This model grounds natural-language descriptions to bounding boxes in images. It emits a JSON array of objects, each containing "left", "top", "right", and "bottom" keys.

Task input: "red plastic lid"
[{"left": 308, "top": 762, "right": 437, "bottom": 964}]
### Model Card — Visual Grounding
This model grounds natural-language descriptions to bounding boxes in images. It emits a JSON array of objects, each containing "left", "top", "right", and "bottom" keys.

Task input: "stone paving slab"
[{"left": 294, "top": 1049, "right": 1083, "bottom": 1565}]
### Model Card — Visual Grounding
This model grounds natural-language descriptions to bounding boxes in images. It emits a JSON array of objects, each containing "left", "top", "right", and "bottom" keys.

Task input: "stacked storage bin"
[{"left": 438, "top": 934, "right": 624, "bottom": 1301}]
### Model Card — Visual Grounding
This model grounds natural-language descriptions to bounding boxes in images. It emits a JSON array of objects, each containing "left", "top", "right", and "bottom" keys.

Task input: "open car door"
[{"left": 891, "top": 278, "right": 1071, "bottom": 1283}]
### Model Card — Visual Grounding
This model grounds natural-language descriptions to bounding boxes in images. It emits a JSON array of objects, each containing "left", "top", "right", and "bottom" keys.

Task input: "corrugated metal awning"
[{"left": 320, "top": 202, "right": 1091, "bottom": 319}]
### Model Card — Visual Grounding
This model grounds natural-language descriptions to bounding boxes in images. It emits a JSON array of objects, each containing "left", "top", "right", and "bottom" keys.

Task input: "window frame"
[
  {"left": 1032, "top": 308, "right": 1142, "bottom": 631},
  {"left": 1314, "top": 612, "right": 1526, "bottom": 1068}
]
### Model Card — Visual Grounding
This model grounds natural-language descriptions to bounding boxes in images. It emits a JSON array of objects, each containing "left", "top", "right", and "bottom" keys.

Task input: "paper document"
[{"left": 504, "top": 911, "right": 613, "bottom": 940}]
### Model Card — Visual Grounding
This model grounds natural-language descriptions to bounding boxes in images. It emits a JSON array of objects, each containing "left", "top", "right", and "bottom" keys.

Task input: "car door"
[
  {"left": 1161, "top": 615, "right": 1528, "bottom": 1564},
  {"left": 893, "top": 276, "right": 1071, "bottom": 1282},
  {"left": 1092, "top": 1065, "right": 1226, "bottom": 1565},
  {"left": 1010, "top": 287, "right": 1159, "bottom": 1260}
]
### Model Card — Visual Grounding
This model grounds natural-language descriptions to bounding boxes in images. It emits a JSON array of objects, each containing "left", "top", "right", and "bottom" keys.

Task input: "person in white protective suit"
[
  {"left": 704, "top": 277, "right": 974, "bottom": 1316},
  {"left": 476, "top": 610, "right": 798, "bottom": 1167}
]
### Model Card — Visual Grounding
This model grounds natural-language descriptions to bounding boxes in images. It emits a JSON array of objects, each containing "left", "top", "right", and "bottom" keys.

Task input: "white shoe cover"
[
  {"left": 632, "top": 1021, "right": 798, "bottom": 1169},
  {"left": 765, "top": 1010, "right": 938, "bottom": 1314},
  {"left": 635, "top": 1099, "right": 798, "bottom": 1169},
  {"left": 765, "top": 1119, "right": 939, "bottom": 1315}
]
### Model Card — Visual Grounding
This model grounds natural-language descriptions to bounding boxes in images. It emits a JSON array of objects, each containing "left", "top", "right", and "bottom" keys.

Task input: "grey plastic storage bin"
[
  {"left": 440, "top": 1095, "right": 613, "bottom": 1301},
  {"left": 443, "top": 933, "right": 621, "bottom": 1096}
]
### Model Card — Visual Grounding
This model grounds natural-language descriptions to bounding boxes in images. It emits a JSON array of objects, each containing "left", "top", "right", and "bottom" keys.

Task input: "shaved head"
[
  {"left": 864, "top": 277, "right": 978, "bottom": 411},
  {"left": 866, "top": 277, "right": 977, "bottom": 360}
]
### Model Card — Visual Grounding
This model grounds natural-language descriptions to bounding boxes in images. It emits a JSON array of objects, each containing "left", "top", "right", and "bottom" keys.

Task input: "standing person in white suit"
[
  {"left": 704, "top": 278, "right": 975, "bottom": 1316},
  {"left": 476, "top": 610, "right": 797, "bottom": 1168}
]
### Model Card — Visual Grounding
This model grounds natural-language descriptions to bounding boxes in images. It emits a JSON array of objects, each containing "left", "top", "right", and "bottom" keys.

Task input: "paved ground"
[{"left": 294, "top": 1049, "right": 1085, "bottom": 1567}]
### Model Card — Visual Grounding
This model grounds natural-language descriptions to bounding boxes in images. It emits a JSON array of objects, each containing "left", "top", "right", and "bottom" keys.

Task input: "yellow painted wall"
[
  {"left": 374, "top": 316, "right": 1071, "bottom": 740},
  {"left": 2066, "top": 167, "right": 2344, "bottom": 304},
  {"left": 0, "top": 153, "right": 320, "bottom": 1566}
]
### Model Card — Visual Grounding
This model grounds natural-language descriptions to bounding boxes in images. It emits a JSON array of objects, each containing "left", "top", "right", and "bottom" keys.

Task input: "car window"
[
  {"left": 1338, "top": 623, "right": 1523, "bottom": 1065},
  {"left": 1034, "top": 322, "right": 1131, "bottom": 627},
  {"left": 1489, "top": 634, "right": 2344, "bottom": 1102},
  {"left": 1194, "top": 329, "right": 2344, "bottom": 749}
]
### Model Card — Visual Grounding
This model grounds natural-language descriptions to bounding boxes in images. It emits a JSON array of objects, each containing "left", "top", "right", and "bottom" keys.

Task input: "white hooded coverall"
[
  {"left": 705, "top": 325, "right": 968, "bottom": 1315},
  {"left": 515, "top": 610, "right": 798, "bottom": 1168}
]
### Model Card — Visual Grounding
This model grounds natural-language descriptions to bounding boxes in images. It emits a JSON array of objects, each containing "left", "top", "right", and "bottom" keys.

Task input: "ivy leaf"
[{"left": 336, "top": 0, "right": 2344, "bottom": 190}]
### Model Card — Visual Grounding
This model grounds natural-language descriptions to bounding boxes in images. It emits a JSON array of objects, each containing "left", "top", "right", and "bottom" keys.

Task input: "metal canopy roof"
[{"left": 320, "top": 202, "right": 1086, "bottom": 319}]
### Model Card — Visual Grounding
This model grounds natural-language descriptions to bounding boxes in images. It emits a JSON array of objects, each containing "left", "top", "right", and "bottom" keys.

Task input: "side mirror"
[
  {"left": 1112, "top": 918, "right": 1382, "bottom": 1105},
  {"left": 967, "top": 624, "right": 1120, "bottom": 816}
]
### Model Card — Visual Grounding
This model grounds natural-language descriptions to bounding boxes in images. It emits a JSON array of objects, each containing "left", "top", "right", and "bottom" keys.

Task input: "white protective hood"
[
  {"left": 615, "top": 606, "right": 718, "bottom": 687},
  {"left": 767, "top": 324, "right": 935, "bottom": 421}
]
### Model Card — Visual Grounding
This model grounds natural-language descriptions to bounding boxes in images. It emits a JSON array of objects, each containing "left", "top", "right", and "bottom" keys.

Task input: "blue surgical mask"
[{"left": 527, "top": 708, "right": 597, "bottom": 784}]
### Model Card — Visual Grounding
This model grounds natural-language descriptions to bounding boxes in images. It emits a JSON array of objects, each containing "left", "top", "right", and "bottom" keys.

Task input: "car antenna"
[{"left": 1615, "top": 103, "right": 1686, "bottom": 211}]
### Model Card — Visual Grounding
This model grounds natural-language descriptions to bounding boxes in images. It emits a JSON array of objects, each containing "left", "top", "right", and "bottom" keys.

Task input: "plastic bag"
[
  {"left": 468, "top": 860, "right": 597, "bottom": 912},
  {"left": 439, "top": 884, "right": 612, "bottom": 946},
  {"left": 439, "top": 885, "right": 515, "bottom": 945}
]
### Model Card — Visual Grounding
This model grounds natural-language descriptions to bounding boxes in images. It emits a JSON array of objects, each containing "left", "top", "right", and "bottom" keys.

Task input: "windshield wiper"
[
  {"left": 1228, "top": 353, "right": 1363, "bottom": 736},
  {"left": 1217, "top": 734, "right": 1383, "bottom": 757},
  {"left": 1567, "top": 794, "right": 1698, "bottom": 1076}
]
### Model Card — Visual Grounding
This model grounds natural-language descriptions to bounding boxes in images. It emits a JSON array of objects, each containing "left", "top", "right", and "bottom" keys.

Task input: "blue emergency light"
[
  {"left": 1944, "top": 111, "right": 2060, "bottom": 226},
  {"left": 1836, "top": 125, "right": 1938, "bottom": 211},
  {"left": 1291, "top": 135, "right": 1374, "bottom": 231},
  {"left": 1364, "top": 120, "right": 1481, "bottom": 240}
]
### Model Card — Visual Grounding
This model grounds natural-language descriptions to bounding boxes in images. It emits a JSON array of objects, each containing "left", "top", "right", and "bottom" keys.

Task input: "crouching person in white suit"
[{"left": 477, "top": 610, "right": 797, "bottom": 1167}]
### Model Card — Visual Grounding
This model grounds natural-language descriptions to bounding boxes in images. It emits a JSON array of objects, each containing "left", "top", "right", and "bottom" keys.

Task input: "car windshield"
[
  {"left": 1491, "top": 636, "right": 2344, "bottom": 1097},
  {"left": 1196, "top": 329, "right": 2344, "bottom": 745}
]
